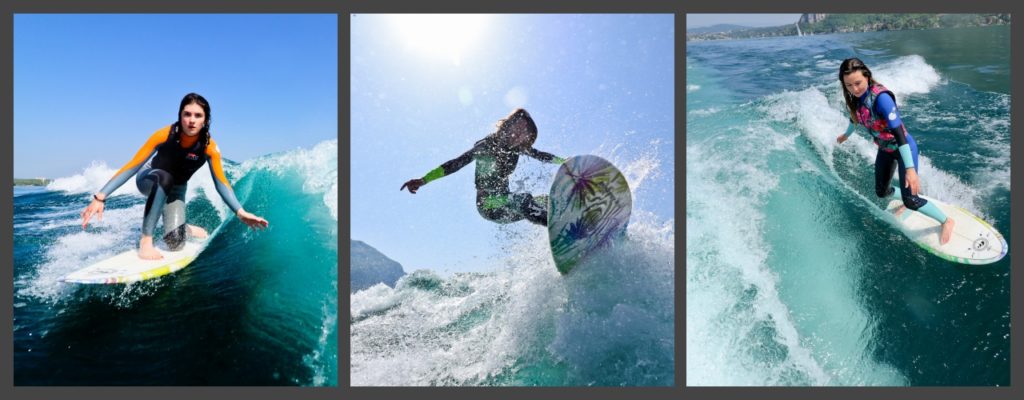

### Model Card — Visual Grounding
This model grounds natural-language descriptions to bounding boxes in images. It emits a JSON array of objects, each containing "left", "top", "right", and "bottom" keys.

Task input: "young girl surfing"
[{"left": 835, "top": 58, "right": 955, "bottom": 244}]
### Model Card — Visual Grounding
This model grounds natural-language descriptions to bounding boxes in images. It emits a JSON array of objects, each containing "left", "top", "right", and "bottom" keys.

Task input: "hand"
[
  {"left": 836, "top": 134, "right": 848, "bottom": 144},
  {"left": 904, "top": 168, "right": 920, "bottom": 196},
  {"left": 237, "top": 209, "right": 269, "bottom": 230},
  {"left": 81, "top": 195, "right": 105, "bottom": 229},
  {"left": 401, "top": 178, "right": 426, "bottom": 194}
]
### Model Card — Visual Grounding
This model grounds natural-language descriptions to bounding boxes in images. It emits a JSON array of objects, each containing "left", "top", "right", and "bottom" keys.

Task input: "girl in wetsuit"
[
  {"left": 401, "top": 108, "right": 565, "bottom": 226},
  {"left": 80, "top": 93, "right": 269, "bottom": 259},
  {"left": 835, "top": 58, "right": 955, "bottom": 244}
]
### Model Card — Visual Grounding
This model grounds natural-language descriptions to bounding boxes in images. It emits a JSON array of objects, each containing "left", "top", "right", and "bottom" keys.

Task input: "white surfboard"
[
  {"left": 62, "top": 240, "right": 208, "bottom": 284},
  {"left": 887, "top": 195, "right": 1007, "bottom": 265}
]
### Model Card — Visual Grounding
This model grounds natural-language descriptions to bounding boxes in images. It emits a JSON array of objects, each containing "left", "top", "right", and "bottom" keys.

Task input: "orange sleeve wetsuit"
[{"left": 97, "top": 125, "right": 244, "bottom": 214}]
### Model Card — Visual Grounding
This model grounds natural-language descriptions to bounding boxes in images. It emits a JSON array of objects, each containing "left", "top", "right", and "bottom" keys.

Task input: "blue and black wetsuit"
[
  {"left": 841, "top": 83, "right": 947, "bottom": 223},
  {"left": 420, "top": 137, "right": 564, "bottom": 226}
]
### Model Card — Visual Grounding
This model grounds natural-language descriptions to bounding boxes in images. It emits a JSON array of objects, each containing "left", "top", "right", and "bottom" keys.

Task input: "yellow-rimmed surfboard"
[
  {"left": 62, "top": 240, "right": 207, "bottom": 284},
  {"left": 887, "top": 195, "right": 1007, "bottom": 265}
]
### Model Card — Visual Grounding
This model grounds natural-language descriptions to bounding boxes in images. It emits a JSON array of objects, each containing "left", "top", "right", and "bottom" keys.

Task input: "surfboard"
[
  {"left": 548, "top": 155, "right": 631, "bottom": 274},
  {"left": 887, "top": 195, "right": 1007, "bottom": 265},
  {"left": 62, "top": 240, "right": 208, "bottom": 284}
]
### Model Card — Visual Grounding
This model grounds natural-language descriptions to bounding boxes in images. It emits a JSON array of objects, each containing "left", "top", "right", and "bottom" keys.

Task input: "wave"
[
  {"left": 14, "top": 139, "right": 338, "bottom": 386},
  {"left": 351, "top": 147, "right": 674, "bottom": 386}
]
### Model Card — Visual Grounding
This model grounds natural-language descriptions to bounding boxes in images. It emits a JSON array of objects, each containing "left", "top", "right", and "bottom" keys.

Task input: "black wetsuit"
[{"left": 423, "top": 136, "right": 563, "bottom": 226}]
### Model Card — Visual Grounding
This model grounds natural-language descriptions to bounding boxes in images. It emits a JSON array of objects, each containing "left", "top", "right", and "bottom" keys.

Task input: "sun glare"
[{"left": 390, "top": 14, "right": 490, "bottom": 66}]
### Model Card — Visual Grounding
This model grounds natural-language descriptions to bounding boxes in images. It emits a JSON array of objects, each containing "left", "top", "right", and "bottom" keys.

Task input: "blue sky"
[
  {"left": 14, "top": 14, "right": 337, "bottom": 178},
  {"left": 351, "top": 14, "right": 675, "bottom": 274},
  {"left": 687, "top": 14, "right": 802, "bottom": 29}
]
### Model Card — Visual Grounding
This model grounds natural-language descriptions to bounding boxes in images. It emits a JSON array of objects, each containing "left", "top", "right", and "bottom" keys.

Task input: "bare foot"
[
  {"left": 139, "top": 236, "right": 164, "bottom": 260},
  {"left": 940, "top": 217, "right": 956, "bottom": 245},
  {"left": 894, "top": 205, "right": 908, "bottom": 218},
  {"left": 188, "top": 224, "right": 209, "bottom": 239},
  {"left": 139, "top": 247, "right": 163, "bottom": 260}
]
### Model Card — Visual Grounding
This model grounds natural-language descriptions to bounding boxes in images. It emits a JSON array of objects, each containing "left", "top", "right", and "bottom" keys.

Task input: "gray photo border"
[{"left": 1, "top": 0, "right": 1021, "bottom": 400}]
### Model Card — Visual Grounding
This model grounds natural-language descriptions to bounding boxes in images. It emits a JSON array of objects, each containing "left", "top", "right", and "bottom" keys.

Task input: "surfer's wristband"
[
  {"left": 93, "top": 194, "right": 105, "bottom": 203},
  {"left": 422, "top": 167, "right": 445, "bottom": 184}
]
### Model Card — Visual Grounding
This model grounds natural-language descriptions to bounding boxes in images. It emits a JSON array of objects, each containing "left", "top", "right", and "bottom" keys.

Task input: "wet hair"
[
  {"left": 491, "top": 108, "right": 538, "bottom": 149},
  {"left": 177, "top": 92, "right": 212, "bottom": 135},
  {"left": 838, "top": 58, "right": 880, "bottom": 122}
]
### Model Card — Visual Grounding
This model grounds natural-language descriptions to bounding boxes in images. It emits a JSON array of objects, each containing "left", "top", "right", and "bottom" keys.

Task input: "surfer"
[
  {"left": 400, "top": 108, "right": 565, "bottom": 226},
  {"left": 80, "top": 93, "right": 269, "bottom": 260},
  {"left": 835, "top": 58, "right": 955, "bottom": 244}
]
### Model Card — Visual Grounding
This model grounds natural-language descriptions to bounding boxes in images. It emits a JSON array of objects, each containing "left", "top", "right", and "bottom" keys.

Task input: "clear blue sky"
[
  {"left": 687, "top": 14, "right": 801, "bottom": 29},
  {"left": 352, "top": 14, "right": 675, "bottom": 274},
  {"left": 14, "top": 14, "right": 337, "bottom": 178}
]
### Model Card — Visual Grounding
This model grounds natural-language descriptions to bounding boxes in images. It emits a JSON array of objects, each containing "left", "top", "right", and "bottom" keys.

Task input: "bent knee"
[
  {"left": 163, "top": 224, "right": 187, "bottom": 251},
  {"left": 902, "top": 196, "right": 926, "bottom": 211},
  {"left": 477, "top": 205, "right": 514, "bottom": 224}
]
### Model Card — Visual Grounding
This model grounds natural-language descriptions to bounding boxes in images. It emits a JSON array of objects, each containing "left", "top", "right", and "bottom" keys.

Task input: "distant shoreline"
[
  {"left": 688, "top": 13, "right": 1010, "bottom": 42},
  {"left": 14, "top": 178, "right": 51, "bottom": 186}
]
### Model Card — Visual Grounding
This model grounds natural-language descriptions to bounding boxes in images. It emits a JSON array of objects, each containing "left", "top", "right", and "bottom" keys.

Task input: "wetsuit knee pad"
[
  {"left": 902, "top": 195, "right": 928, "bottom": 211},
  {"left": 163, "top": 224, "right": 187, "bottom": 251}
]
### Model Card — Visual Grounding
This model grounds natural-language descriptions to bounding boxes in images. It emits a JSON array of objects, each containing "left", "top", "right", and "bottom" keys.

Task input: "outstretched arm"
[
  {"left": 97, "top": 126, "right": 169, "bottom": 197},
  {"left": 523, "top": 147, "right": 565, "bottom": 165},
  {"left": 83, "top": 126, "right": 169, "bottom": 229},
  {"left": 401, "top": 147, "right": 476, "bottom": 193},
  {"left": 837, "top": 121, "right": 856, "bottom": 144},
  {"left": 206, "top": 139, "right": 268, "bottom": 230}
]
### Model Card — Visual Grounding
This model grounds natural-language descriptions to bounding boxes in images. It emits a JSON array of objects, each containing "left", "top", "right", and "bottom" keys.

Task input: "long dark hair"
[
  {"left": 177, "top": 92, "right": 212, "bottom": 135},
  {"left": 838, "top": 58, "right": 879, "bottom": 123},
  {"left": 482, "top": 108, "right": 538, "bottom": 150}
]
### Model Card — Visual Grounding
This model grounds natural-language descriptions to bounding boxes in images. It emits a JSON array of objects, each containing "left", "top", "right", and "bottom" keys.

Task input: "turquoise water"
[
  {"left": 686, "top": 26, "right": 1010, "bottom": 386},
  {"left": 13, "top": 140, "right": 338, "bottom": 385}
]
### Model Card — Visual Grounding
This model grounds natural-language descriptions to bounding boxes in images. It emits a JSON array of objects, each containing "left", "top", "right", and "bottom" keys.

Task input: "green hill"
[
  {"left": 14, "top": 178, "right": 51, "bottom": 186},
  {"left": 687, "top": 13, "right": 1010, "bottom": 41}
]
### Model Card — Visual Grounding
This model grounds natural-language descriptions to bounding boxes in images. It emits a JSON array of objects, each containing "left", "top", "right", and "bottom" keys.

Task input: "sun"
[{"left": 389, "top": 14, "right": 490, "bottom": 66}]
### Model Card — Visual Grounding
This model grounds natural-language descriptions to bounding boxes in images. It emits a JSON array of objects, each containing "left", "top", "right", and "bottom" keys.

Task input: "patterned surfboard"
[{"left": 548, "top": 155, "right": 632, "bottom": 274}]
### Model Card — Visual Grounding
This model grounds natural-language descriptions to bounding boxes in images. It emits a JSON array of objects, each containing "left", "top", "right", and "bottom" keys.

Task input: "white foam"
[
  {"left": 238, "top": 139, "right": 338, "bottom": 221},
  {"left": 816, "top": 59, "right": 840, "bottom": 70},
  {"left": 687, "top": 84, "right": 701, "bottom": 93},
  {"left": 16, "top": 203, "right": 146, "bottom": 302},
  {"left": 303, "top": 289, "right": 339, "bottom": 387},
  {"left": 352, "top": 210, "right": 675, "bottom": 386},
  {"left": 352, "top": 155, "right": 674, "bottom": 385},
  {"left": 686, "top": 135, "right": 831, "bottom": 385},
  {"left": 47, "top": 161, "right": 140, "bottom": 197},
  {"left": 873, "top": 55, "right": 942, "bottom": 96},
  {"left": 688, "top": 107, "right": 720, "bottom": 116}
]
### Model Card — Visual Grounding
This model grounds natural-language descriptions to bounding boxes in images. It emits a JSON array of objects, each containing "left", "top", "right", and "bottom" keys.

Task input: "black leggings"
[
  {"left": 477, "top": 192, "right": 547, "bottom": 226},
  {"left": 874, "top": 142, "right": 927, "bottom": 211}
]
